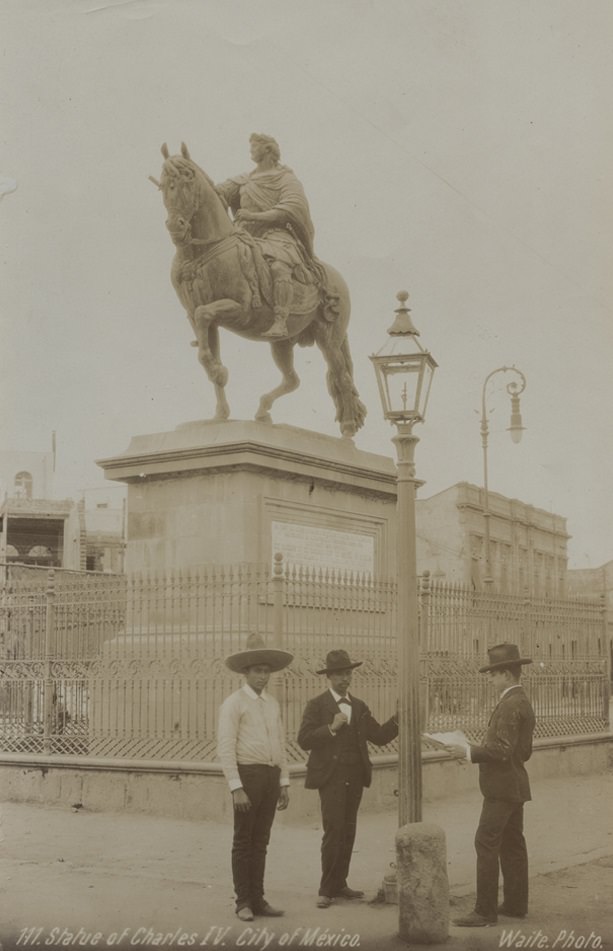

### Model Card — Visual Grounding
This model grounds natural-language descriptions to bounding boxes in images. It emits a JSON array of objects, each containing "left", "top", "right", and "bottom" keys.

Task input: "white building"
[
  {"left": 416, "top": 481, "right": 569, "bottom": 596},
  {"left": 0, "top": 448, "right": 84, "bottom": 569}
]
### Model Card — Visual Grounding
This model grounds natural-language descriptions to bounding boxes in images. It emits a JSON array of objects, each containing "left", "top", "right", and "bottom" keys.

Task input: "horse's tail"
[
  {"left": 340, "top": 335, "right": 355, "bottom": 377},
  {"left": 341, "top": 336, "right": 367, "bottom": 430},
  {"left": 316, "top": 314, "right": 367, "bottom": 436}
]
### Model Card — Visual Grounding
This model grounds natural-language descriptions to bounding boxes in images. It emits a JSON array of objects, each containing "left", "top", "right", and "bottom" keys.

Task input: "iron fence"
[{"left": 0, "top": 561, "right": 609, "bottom": 762}]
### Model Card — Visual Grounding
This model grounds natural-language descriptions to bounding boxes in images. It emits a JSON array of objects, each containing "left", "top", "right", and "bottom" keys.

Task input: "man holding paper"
[{"left": 446, "top": 642, "right": 536, "bottom": 928}]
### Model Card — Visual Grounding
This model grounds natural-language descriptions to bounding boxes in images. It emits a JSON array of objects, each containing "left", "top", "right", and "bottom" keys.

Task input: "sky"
[{"left": 1, "top": 0, "right": 612, "bottom": 569}]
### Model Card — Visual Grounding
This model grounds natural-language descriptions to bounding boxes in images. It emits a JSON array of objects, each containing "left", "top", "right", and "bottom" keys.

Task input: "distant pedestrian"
[
  {"left": 217, "top": 633, "right": 294, "bottom": 922},
  {"left": 446, "top": 642, "right": 536, "bottom": 927},
  {"left": 297, "top": 649, "right": 398, "bottom": 908}
]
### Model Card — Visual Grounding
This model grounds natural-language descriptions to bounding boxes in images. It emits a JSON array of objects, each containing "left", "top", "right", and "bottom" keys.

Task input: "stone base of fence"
[{"left": 0, "top": 733, "right": 610, "bottom": 822}]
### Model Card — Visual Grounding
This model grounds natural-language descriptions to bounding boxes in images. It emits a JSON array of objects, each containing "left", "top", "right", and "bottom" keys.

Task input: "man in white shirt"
[{"left": 217, "top": 633, "right": 294, "bottom": 922}]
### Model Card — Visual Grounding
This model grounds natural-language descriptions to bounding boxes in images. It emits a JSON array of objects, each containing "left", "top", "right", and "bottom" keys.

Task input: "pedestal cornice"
[{"left": 97, "top": 420, "right": 398, "bottom": 499}]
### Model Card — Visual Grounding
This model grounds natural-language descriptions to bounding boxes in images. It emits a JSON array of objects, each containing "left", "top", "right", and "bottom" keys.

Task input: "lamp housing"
[
  {"left": 506, "top": 392, "right": 525, "bottom": 444},
  {"left": 370, "top": 292, "right": 437, "bottom": 424}
]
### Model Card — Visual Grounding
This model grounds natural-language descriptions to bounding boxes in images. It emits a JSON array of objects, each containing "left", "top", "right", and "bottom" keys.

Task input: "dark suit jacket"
[
  {"left": 297, "top": 690, "right": 398, "bottom": 789},
  {"left": 470, "top": 686, "right": 536, "bottom": 802}
]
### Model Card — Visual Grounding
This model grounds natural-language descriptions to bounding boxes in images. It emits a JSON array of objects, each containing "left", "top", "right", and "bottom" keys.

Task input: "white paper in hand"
[{"left": 424, "top": 730, "right": 471, "bottom": 751}]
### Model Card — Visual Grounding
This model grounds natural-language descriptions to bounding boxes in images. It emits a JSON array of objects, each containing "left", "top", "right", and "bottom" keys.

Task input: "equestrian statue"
[{"left": 151, "top": 135, "right": 366, "bottom": 437}]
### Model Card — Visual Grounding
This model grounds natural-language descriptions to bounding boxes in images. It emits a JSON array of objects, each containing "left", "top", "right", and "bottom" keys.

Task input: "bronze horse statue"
[{"left": 154, "top": 143, "right": 366, "bottom": 437}]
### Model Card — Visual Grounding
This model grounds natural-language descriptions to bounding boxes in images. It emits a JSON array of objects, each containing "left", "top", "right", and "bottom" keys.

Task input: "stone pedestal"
[
  {"left": 94, "top": 421, "right": 399, "bottom": 761},
  {"left": 98, "top": 419, "right": 398, "bottom": 577},
  {"left": 396, "top": 822, "right": 449, "bottom": 944}
]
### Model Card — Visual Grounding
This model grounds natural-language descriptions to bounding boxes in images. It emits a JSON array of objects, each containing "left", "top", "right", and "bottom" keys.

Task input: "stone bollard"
[{"left": 396, "top": 822, "right": 449, "bottom": 944}]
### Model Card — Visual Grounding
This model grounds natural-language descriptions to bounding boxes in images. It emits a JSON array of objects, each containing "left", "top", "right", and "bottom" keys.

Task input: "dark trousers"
[
  {"left": 318, "top": 764, "right": 364, "bottom": 898},
  {"left": 232, "top": 765, "right": 280, "bottom": 911},
  {"left": 474, "top": 798, "right": 529, "bottom": 920}
]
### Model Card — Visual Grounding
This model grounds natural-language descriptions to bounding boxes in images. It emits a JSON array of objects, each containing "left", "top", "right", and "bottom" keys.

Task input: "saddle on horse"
[{"left": 236, "top": 227, "right": 339, "bottom": 329}]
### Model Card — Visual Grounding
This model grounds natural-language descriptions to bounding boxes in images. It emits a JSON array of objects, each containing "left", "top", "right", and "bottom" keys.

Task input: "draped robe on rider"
[{"left": 216, "top": 166, "right": 316, "bottom": 286}]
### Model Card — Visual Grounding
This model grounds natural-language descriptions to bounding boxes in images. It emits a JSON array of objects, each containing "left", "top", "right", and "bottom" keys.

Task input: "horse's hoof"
[{"left": 255, "top": 412, "right": 273, "bottom": 425}]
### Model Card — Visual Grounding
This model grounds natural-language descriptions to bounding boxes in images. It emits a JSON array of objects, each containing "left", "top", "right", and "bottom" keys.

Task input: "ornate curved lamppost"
[{"left": 480, "top": 366, "right": 527, "bottom": 588}]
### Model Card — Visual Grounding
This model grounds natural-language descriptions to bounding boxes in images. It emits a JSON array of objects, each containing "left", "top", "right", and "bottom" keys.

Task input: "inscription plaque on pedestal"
[{"left": 272, "top": 520, "right": 375, "bottom": 575}]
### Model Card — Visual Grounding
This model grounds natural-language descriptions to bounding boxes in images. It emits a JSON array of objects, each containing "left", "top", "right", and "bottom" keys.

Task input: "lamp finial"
[{"left": 388, "top": 290, "right": 420, "bottom": 336}]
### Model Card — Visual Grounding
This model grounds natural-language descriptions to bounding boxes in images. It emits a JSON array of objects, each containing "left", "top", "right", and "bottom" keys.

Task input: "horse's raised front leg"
[
  {"left": 193, "top": 300, "right": 241, "bottom": 419},
  {"left": 255, "top": 340, "right": 300, "bottom": 423}
]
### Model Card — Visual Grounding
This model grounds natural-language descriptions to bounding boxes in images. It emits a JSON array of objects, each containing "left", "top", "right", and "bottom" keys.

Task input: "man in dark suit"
[
  {"left": 297, "top": 649, "right": 398, "bottom": 908},
  {"left": 446, "top": 642, "right": 536, "bottom": 928}
]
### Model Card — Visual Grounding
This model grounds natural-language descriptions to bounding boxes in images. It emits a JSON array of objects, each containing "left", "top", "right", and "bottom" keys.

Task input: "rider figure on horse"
[{"left": 216, "top": 133, "right": 327, "bottom": 338}]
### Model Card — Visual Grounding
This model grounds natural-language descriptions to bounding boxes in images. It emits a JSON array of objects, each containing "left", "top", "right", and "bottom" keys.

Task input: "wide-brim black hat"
[
  {"left": 316, "top": 649, "right": 362, "bottom": 675},
  {"left": 479, "top": 642, "right": 533, "bottom": 673},
  {"left": 225, "top": 633, "right": 294, "bottom": 674}
]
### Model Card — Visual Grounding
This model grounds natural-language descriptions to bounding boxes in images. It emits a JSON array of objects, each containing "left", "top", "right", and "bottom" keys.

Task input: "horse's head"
[
  {"left": 159, "top": 143, "right": 201, "bottom": 245},
  {"left": 158, "top": 142, "right": 231, "bottom": 248}
]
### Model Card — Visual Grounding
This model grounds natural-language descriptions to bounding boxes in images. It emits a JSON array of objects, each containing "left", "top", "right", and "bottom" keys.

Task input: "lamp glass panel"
[
  {"left": 420, "top": 361, "right": 435, "bottom": 419},
  {"left": 381, "top": 360, "right": 423, "bottom": 417}
]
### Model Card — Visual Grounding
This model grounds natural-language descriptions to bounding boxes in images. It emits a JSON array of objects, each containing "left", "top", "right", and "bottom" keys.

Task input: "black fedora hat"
[
  {"left": 225, "top": 633, "right": 294, "bottom": 674},
  {"left": 316, "top": 649, "right": 362, "bottom": 676},
  {"left": 479, "top": 642, "right": 533, "bottom": 673}
]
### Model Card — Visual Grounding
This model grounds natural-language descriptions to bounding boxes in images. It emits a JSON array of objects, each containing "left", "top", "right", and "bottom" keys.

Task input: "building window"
[{"left": 14, "top": 471, "right": 33, "bottom": 499}]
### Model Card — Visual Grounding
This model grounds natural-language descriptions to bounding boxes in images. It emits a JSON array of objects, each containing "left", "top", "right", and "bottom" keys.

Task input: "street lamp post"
[
  {"left": 371, "top": 291, "right": 448, "bottom": 944},
  {"left": 392, "top": 420, "right": 422, "bottom": 825},
  {"left": 480, "top": 367, "right": 527, "bottom": 588},
  {"left": 371, "top": 292, "right": 436, "bottom": 825}
]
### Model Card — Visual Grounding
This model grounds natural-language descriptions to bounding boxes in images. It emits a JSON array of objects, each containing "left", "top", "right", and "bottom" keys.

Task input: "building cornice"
[
  {"left": 1, "top": 497, "right": 75, "bottom": 517},
  {"left": 453, "top": 481, "right": 570, "bottom": 538}
]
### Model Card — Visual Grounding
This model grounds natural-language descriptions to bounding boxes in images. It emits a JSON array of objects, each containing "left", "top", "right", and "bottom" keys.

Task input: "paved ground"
[{"left": 0, "top": 771, "right": 612, "bottom": 950}]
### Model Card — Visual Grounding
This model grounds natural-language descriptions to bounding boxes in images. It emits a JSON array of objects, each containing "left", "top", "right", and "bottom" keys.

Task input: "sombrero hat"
[
  {"left": 479, "top": 642, "right": 533, "bottom": 673},
  {"left": 225, "top": 633, "right": 294, "bottom": 673}
]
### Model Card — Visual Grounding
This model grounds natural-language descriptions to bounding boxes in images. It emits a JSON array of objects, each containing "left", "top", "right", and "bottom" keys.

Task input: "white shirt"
[
  {"left": 500, "top": 684, "right": 522, "bottom": 700},
  {"left": 329, "top": 687, "right": 353, "bottom": 724},
  {"left": 217, "top": 684, "right": 289, "bottom": 791}
]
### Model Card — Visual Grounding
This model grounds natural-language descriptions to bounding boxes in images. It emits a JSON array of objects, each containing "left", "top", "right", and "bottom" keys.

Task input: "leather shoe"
[
  {"left": 336, "top": 886, "right": 364, "bottom": 899},
  {"left": 498, "top": 905, "right": 526, "bottom": 919},
  {"left": 453, "top": 912, "right": 496, "bottom": 927},
  {"left": 316, "top": 896, "right": 334, "bottom": 908},
  {"left": 253, "top": 901, "right": 284, "bottom": 917},
  {"left": 236, "top": 907, "right": 254, "bottom": 921}
]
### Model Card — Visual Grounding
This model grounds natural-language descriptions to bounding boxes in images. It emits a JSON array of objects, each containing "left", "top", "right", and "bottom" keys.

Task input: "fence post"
[
  {"left": 523, "top": 586, "right": 532, "bottom": 659},
  {"left": 600, "top": 593, "right": 610, "bottom": 724},
  {"left": 43, "top": 569, "right": 56, "bottom": 754},
  {"left": 0, "top": 563, "right": 9, "bottom": 658},
  {"left": 272, "top": 552, "right": 284, "bottom": 648},
  {"left": 25, "top": 595, "right": 36, "bottom": 732}
]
